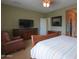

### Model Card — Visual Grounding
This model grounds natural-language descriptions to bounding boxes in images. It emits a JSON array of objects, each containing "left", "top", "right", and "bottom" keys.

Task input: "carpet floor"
[{"left": 1, "top": 39, "right": 32, "bottom": 59}]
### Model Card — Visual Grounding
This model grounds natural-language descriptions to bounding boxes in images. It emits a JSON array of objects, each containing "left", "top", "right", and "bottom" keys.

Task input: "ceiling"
[{"left": 1, "top": 0, "right": 77, "bottom": 13}]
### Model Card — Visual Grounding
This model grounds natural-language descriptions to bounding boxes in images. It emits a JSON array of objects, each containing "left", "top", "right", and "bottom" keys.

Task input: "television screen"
[{"left": 19, "top": 19, "right": 34, "bottom": 28}]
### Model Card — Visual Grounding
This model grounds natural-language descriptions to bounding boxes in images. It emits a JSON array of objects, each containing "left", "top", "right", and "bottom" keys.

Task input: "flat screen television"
[{"left": 19, "top": 19, "right": 34, "bottom": 28}]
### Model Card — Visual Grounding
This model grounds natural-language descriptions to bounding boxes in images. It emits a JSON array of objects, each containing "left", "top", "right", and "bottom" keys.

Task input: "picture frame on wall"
[{"left": 51, "top": 16, "right": 62, "bottom": 26}]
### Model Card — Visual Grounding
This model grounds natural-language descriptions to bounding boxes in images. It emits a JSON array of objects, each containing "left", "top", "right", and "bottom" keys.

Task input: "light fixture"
[{"left": 42, "top": 0, "right": 53, "bottom": 7}]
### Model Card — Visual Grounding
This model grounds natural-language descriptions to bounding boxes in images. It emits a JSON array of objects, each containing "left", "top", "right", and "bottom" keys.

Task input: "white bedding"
[{"left": 31, "top": 35, "right": 77, "bottom": 59}]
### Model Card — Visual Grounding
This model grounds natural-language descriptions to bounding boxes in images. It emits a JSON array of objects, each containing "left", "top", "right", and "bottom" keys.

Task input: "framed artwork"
[{"left": 51, "top": 16, "right": 62, "bottom": 26}]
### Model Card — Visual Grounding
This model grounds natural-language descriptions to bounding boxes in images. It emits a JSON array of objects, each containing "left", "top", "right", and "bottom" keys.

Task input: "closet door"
[{"left": 66, "top": 8, "right": 77, "bottom": 37}]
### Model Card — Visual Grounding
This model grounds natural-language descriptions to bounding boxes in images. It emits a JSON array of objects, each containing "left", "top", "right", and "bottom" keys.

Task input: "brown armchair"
[{"left": 1, "top": 31, "right": 25, "bottom": 54}]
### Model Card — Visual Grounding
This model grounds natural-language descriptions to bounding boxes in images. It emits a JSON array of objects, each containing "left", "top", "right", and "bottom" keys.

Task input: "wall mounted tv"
[{"left": 19, "top": 19, "right": 34, "bottom": 28}]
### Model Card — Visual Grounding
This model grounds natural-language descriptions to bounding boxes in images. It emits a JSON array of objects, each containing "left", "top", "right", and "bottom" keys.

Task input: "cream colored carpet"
[{"left": 2, "top": 40, "right": 32, "bottom": 59}]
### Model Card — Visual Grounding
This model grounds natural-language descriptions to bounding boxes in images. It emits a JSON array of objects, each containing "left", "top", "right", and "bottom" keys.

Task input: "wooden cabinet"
[
  {"left": 66, "top": 8, "right": 77, "bottom": 37},
  {"left": 48, "top": 31, "right": 61, "bottom": 35},
  {"left": 13, "top": 28, "right": 38, "bottom": 40}
]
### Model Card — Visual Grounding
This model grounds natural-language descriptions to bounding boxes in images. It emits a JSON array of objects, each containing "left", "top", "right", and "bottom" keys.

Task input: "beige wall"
[
  {"left": 1, "top": 4, "right": 77, "bottom": 35},
  {"left": 46, "top": 4, "right": 77, "bottom": 35},
  {"left": 1, "top": 4, "right": 44, "bottom": 34}
]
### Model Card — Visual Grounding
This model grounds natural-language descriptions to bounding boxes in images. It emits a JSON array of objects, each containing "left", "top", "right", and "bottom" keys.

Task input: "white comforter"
[{"left": 31, "top": 35, "right": 77, "bottom": 59}]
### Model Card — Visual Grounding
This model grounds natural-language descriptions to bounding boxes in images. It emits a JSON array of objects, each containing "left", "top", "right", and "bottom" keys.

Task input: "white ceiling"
[{"left": 1, "top": 0, "right": 77, "bottom": 13}]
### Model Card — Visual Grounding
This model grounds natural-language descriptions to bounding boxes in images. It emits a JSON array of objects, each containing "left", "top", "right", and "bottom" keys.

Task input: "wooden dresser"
[
  {"left": 48, "top": 31, "right": 61, "bottom": 35},
  {"left": 13, "top": 28, "right": 38, "bottom": 40}
]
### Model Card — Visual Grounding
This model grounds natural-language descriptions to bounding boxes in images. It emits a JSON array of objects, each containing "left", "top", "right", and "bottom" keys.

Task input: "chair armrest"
[{"left": 5, "top": 38, "right": 23, "bottom": 45}]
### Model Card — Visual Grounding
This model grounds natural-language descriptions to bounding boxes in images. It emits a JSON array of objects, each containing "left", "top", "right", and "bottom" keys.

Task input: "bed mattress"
[{"left": 31, "top": 35, "right": 77, "bottom": 59}]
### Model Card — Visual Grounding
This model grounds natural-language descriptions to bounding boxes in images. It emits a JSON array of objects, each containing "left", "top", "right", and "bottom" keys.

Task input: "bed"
[{"left": 31, "top": 34, "right": 77, "bottom": 59}]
